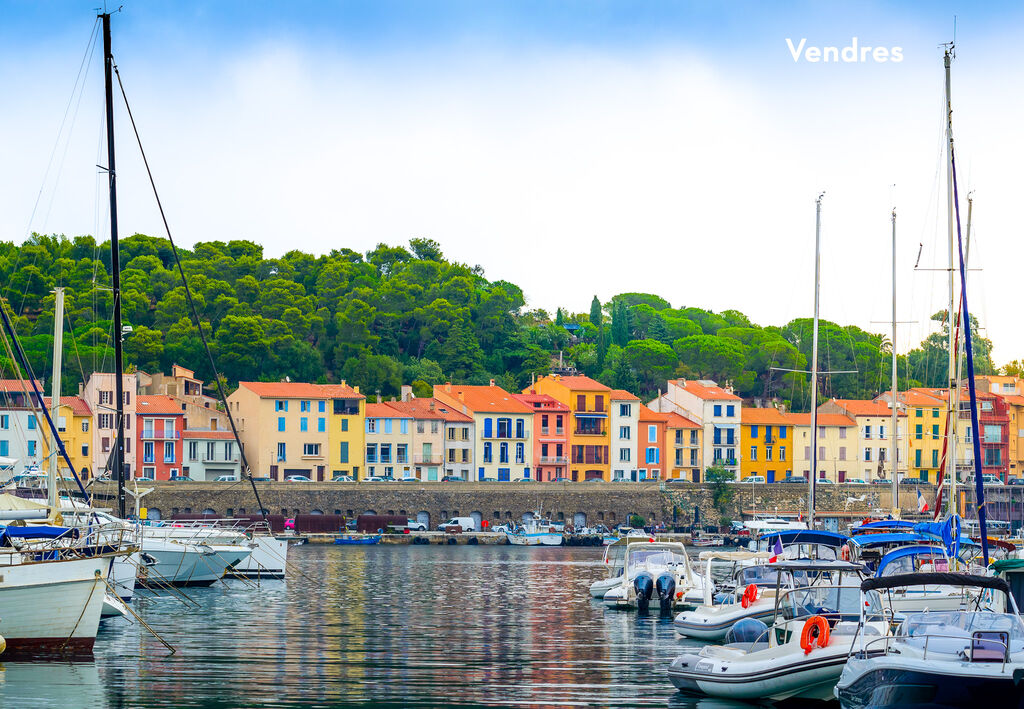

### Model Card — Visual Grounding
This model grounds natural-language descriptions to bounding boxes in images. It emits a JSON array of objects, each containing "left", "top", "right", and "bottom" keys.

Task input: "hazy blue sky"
[{"left": 3, "top": 2, "right": 1024, "bottom": 362}]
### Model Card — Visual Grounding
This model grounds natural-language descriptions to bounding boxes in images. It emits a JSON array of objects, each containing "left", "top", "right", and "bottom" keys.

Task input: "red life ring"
[
  {"left": 800, "top": 615, "right": 830, "bottom": 654},
  {"left": 840, "top": 544, "right": 851, "bottom": 561},
  {"left": 740, "top": 583, "right": 758, "bottom": 608}
]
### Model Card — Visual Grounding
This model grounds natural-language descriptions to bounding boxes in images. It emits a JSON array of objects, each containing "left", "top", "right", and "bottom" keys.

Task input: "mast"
[
  {"left": 944, "top": 46, "right": 958, "bottom": 516},
  {"left": 890, "top": 211, "right": 899, "bottom": 518},
  {"left": 48, "top": 287, "right": 65, "bottom": 509},
  {"left": 809, "top": 193, "right": 823, "bottom": 529},
  {"left": 101, "top": 12, "right": 127, "bottom": 519}
]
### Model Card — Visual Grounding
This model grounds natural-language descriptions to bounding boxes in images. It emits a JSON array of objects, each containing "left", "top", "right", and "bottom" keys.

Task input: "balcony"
[
  {"left": 142, "top": 431, "right": 181, "bottom": 440},
  {"left": 484, "top": 431, "right": 530, "bottom": 440},
  {"left": 539, "top": 456, "right": 568, "bottom": 464},
  {"left": 414, "top": 455, "right": 443, "bottom": 465}
]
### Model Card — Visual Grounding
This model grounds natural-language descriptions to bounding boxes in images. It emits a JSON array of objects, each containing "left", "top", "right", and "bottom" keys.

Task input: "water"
[{"left": 0, "top": 545, "right": 757, "bottom": 708}]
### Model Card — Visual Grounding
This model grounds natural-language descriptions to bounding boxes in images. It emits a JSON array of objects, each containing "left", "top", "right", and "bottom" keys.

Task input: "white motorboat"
[
  {"left": 507, "top": 513, "right": 563, "bottom": 546},
  {"left": 590, "top": 536, "right": 654, "bottom": 599},
  {"left": 235, "top": 535, "right": 288, "bottom": 578},
  {"left": 601, "top": 527, "right": 651, "bottom": 546},
  {"left": 668, "top": 560, "right": 883, "bottom": 701},
  {"left": 835, "top": 571, "right": 1024, "bottom": 707},
  {"left": 0, "top": 552, "right": 116, "bottom": 657},
  {"left": 743, "top": 517, "right": 808, "bottom": 539},
  {"left": 603, "top": 541, "right": 710, "bottom": 612},
  {"left": 673, "top": 550, "right": 775, "bottom": 641}
]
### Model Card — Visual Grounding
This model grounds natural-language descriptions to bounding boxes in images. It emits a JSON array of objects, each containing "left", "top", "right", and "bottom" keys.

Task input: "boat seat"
[
  {"left": 831, "top": 622, "right": 880, "bottom": 636},
  {"left": 723, "top": 641, "right": 770, "bottom": 653},
  {"left": 701, "top": 644, "right": 750, "bottom": 660}
]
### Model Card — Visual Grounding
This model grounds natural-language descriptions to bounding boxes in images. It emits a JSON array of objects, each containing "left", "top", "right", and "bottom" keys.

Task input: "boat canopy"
[
  {"left": 993, "top": 559, "right": 1024, "bottom": 573},
  {"left": 875, "top": 545, "right": 949, "bottom": 577},
  {"left": 0, "top": 524, "right": 78, "bottom": 543},
  {"left": 761, "top": 530, "right": 849, "bottom": 547},
  {"left": 850, "top": 532, "right": 978, "bottom": 549},
  {"left": 850, "top": 519, "right": 916, "bottom": 534},
  {"left": 862, "top": 571, "right": 1010, "bottom": 594},
  {"left": 697, "top": 549, "right": 771, "bottom": 562},
  {"left": 768, "top": 559, "right": 865, "bottom": 573}
]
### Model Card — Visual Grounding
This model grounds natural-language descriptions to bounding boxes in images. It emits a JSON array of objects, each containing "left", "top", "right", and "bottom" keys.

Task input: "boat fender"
[
  {"left": 656, "top": 574, "right": 676, "bottom": 614},
  {"left": 840, "top": 544, "right": 851, "bottom": 561},
  {"left": 800, "top": 615, "right": 830, "bottom": 655},
  {"left": 634, "top": 573, "right": 654, "bottom": 613},
  {"left": 446, "top": 537, "right": 458, "bottom": 545},
  {"left": 740, "top": 584, "right": 759, "bottom": 609},
  {"left": 467, "top": 537, "right": 479, "bottom": 545}
]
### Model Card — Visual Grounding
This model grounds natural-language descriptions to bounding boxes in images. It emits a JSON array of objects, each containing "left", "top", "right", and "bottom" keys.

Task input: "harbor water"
[{"left": 0, "top": 544, "right": 755, "bottom": 708}]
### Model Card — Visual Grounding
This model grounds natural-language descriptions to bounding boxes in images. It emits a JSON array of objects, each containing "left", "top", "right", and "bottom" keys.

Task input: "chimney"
[
  {"left": 489, "top": 379, "right": 495, "bottom": 387},
  {"left": 429, "top": 399, "right": 435, "bottom": 411},
  {"left": 354, "top": 385, "right": 360, "bottom": 394},
  {"left": 341, "top": 379, "right": 347, "bottom": 387},
  {"left": 401, "top": 385, "right": 413, "bottom": 402},
  {"left": 445, "top": 382, "right": 452, "bottom": 393},
  {"left": 458, "top": 391, "right": 465, "bottom": 402}
]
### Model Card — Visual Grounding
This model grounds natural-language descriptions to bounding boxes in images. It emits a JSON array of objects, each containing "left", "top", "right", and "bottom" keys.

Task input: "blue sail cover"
[
  {"left": 0, "top": 525, "right": 77, "bottom": 540},
  {"left": 913, "top": 515, "right": 962, "bottom": 559}
]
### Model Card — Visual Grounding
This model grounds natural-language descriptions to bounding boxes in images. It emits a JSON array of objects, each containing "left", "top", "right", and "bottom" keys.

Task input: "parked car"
[
  {"left": 480, "top": 477, "right": 499, "bottom": 482},
  {"left": 214, "top": 475, "right": 237, "bottom": 482},
  {"left": 332, "top": 474, "right": 355, "bottom": 482},
  {"left": 398, "top": 475, "right": 419, "bottom": 482},
  {"left": 871, "top": 478, "right": 891, "bottom": 485},
  {"left": 1008, "top": 477, "right": 1024, "bottom": 486},
  {"left": 740, "top": 475, "right": 765, "bottom": 484},
  {"left": 438, "top": 517, "right": 477, "bottom": 532},
  {"left": 779, "top": 476, "right": 807, "bottom": 484},
  {"left": 406, "top": 518, "right": 427, "bottom": 531},
  {"left": 251, "top": 476, "right": 272, "bottom": 482},
  {"left": 583, "top": 477, "right": 604, "bottom": 482},
  {"left": 134, "top": 476, "right": 155, "bottom": 482},
  {"left": 844, "top": 478, "right": 868, "bottom": 485},
  {"left": 284, "top": 518, "right": 295, "bottom": 530},
  {"left": 440, "top": 475, "right": 463, "bottom": 482},
  {"left": 900, "top": 476, "right": 926, "bottom": 485},
  {"left": 552, "top": 477, "right": 572, "bottom": 483},
  {"left": 517, "top": 478, "right": 540, "bottom": 483},
  {"left": 817, "top": 478, "right": 834, "bottom": 485},
  {"left": 285, "top": 474, "right": 313, "bottom": 482},
  {"left": 168, "top": 474, "right": 194, "bottom": 482},
  {"left": 365, "top": 476, "right": 389, "bottom": 482}
]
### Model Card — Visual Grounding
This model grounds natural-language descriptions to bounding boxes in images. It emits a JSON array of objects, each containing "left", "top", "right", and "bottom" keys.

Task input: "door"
[
  {"left": 498, "top": 468, "right": 510, "bottom": 482},
  {"left": 416, "top": 511, "right": 430, "bottom": 529},
  {"left": 422, "top": 443, "right": 432, "bottom": 462},
  {"left": 427, "top": 467, "right": 438, "bottom": 481},
  {"left": 317, "top": 465, "right": 325, "bottom": 481},
  {"left": 767, "top": 470, "right": 775, "bottom": 483},
  {"left": 470, "top": 511, "right": 483, "bottom": 530},
  {"left": 838, "top": 470, "right": 846, "bottom": 483}
]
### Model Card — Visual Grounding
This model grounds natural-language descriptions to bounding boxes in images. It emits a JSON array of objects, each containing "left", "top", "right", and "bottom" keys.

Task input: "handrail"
[{"left": 861, "top": 633, "right": 1012, "bottom": 673}]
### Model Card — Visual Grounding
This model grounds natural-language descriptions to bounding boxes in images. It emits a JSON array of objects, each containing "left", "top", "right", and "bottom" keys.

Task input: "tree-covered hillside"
[{"left": 0, "top": 234, "right": 996, "bottom": 410}]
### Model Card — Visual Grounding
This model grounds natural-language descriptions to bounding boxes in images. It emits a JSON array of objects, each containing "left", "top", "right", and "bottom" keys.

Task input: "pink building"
[
  {"left": 136, "top": 395, "right": 186, "bottom": 481},
  {"left": 513, "top": 391, "right": 570, "bottom": 481}
]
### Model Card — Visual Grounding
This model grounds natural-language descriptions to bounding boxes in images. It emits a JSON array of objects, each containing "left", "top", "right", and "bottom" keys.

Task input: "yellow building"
[
  {"left": 42, "top": 396, "right": 93, "bottom": 481},
  {"left": 322, "top": 383, "right": 366, "bottom": 480},
  {"left": 875, "top": 390, "right": 946, "bottom": 483},
  {"left": 528, "top": 375, "right": 611, "bottom": 481},
  {"left": 818, "top": 398, "right": 908, "bottom": 482},
  {"left": 739, "top": 408, "right": 792, "bottom": 481},
  {"left": 787, "top": 413, "right": 858, "bottom": 483},
  {"left": 665, "top": 412, "right": 702, "bottom": 481}
]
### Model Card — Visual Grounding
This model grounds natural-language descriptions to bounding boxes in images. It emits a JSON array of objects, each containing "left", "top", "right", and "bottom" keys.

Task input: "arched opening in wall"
[
  {"left": 225, "top": 508, "right": 234, "bottom": 517},
  {"left": 334, "top": 510, "right": 342, "bottom": 515},
  {"left": 650, "top": 512, "right": 657, "bottom": 522},
  {"left": 172, "top": 508, "right": 179, "bottom": 516},
  {"left": 238, "top": 508, "right": 246, "bottom": 515},
  {"left": 441, "top": 511, "right": 448, "bottom": 520},
  {"left": 608, "top": 512, "right": 616, "bottom": 522},
  {"left": 452, "top": 510, "right": 459, "bottom": 517},
  {"left": 364, "top": 510, "right": 377, "bottom": 516},
  {"left": 259, "top": 508, "right": 269, "bottom": 515},
  {"left": 416, "top": 511, "right": 430, "bottom": 529},
  {"left": 522, "top": 511, "right": 535, "bottom": 523},
  {"left": 557, "top": 512, "right": 565, "bottom": 521},
  {"left": 202, "top": 508, "right": 216, "bottom": 515},
  {"left": 598, "top": 511, "right": 605, "bottom": 521},
  {"left": 183, "top": 507, "right": 192, "bottom": 514},
  {"left": 470, "top": 511, "right": 483, "bottom": 530},
  {"left": 280, "top": 508, "right": 288, "bottom": 516},
  {"left": 387, "top": 510, "right": 395, "bottom": 516},
  {"left": 399, "top": 509, "right": 407, "bottom": 516},
  {"left": 573, "top": 512, "right": 587, "bottom": 528},
  {"left": 505, "top": 511, "right": 512, "bottom": 520},
  {"left": 293, "top": 509, "right": 300, "bottom": 516},
  {"left": 347, "top": 509, "right": 354, "bottom": 517},
  {"left": 148, "top": 508, "right": 162, "bottom": 520},
  {"left": 310, "top": 509, "right": 324, "bottom": 515},
  {"left": 493, "top": 511, "right": 500, "bottom": 520}
]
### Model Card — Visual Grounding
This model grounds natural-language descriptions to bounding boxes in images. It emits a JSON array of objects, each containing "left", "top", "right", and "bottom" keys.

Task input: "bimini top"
[
  {"left": 768, "top": 559, "right": 866, "bottom": 573},
  {"left": 0, "top": 524, "right": 78, "bottom": 546},
  {"left": 850, "top": 532, "right": 979, "bottom": 549},
  {"left": 875, "top": 545, "right": 948, "bottom": 577},
  {"left": 862, "top": 571, "right": 1010, "bottom": 594},
  {"left": 850, "top": 519, "right": 916, "bottom": 534},
  {"left": 761, "top": 530, "right": 850, "bottom": 547}
]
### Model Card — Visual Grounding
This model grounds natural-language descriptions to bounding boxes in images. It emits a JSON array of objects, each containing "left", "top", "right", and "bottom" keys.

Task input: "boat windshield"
[
  {"left": 879, "top": 552, "right": 948, "bottom": 576},
  {"left": 780, "top": 585, "right": 883, "bottom": 622},
  {"left": 900, "top": 611, "right": 1024, "bottom": 652},
  {"left": 739, "top": 565, "right": 807, "bottom": 587},
  {"left": 628, "top": 547, "right": 686, "bottom": 567},
  {"left": 605, "top": 544, "right": 628, "bottom": 566}
]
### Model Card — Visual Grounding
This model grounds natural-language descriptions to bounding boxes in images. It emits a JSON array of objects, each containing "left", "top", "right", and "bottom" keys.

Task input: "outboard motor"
[
  {"left": 656, "top": 573, "right": 676, "bottom": 615},
  {"left": 634, "top": 573, "right": 655, "bottom": 613}
]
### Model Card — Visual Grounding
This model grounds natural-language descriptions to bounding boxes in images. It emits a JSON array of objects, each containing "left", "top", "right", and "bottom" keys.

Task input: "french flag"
[
  {"left": 769, "top": 536, "right": 783, "bottom": 563},
  {"left": 917, "top": 489, "right": 929, "bottom": 513}
]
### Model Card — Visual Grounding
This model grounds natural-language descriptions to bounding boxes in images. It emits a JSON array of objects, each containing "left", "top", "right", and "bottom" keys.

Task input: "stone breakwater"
[{"left": 93, "top": 480, "right": 942, "bottom": 528}]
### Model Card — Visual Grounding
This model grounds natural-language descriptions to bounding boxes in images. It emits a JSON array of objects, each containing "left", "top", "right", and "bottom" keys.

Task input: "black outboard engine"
[
  {"left": 634, "top": 573, "right": 654, "bottom": 613},
  {"left": 656, "top": 573, "right": 676, "bottom": 615}
]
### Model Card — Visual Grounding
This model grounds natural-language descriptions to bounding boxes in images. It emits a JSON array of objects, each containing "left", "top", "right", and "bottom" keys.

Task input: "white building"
[
  {"left": 609, "top": 389, "right": 640, "bottom": 481},
  {"left": 80, "top": 372, "right": 138, "bottom": 478},
  {"left": 648, "top": 379, "right": 741, "bottom": 476},
  {"left": 182, "top": 429, "right": 242, "bottom": 481},
  {"left": 0, "top": 379, "right": 45, "bottom": 478}
]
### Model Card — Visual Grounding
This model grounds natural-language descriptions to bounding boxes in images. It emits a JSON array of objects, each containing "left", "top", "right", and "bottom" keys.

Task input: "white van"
[
  {"left": 214, "top": 475, "right": 238, "bottom": 482},
  {"left": 437, "top": 517, "right": 477, "bottom": 532}
]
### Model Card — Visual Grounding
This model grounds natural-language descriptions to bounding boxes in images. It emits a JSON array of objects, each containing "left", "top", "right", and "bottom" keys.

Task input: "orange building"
[
  {"left": 512, "top": 391, "right": 570, "bottom": 482},
  {"left": 637, "top": 404, "right": 669, "bottom": 480},
  {"left": 528, "top": 375, "right": 611, "bottom": 481}
]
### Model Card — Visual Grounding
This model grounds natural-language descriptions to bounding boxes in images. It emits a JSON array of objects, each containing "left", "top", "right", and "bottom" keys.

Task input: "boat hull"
[
  {"left": 673, "top": 602, "right": 776, "bottom": 641},
  {"left": 139, "top": 540, "right": 225, "bottom": 587},
  {"left": 508, "top": 532, "right": 563, "bottom": 546},
  {"left": 836, "top": 659, "right": 1024, "bottom": 708},
  {"left": 334, "top": 535, "right": 381, "bottom": 545},
  {"left": 235, "top": 536, "right": 288, "bottom": 578}
]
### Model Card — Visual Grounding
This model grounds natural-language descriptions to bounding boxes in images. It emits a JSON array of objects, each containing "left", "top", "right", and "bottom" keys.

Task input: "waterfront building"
[
  {"left": 512, "top": 391, "right": 569, "bottom": 482},
  {"left": 41, "top": 396, "right": 93, "bottom": 481},
  {"left": 80, "top": 372, "right": 138, "bottom": 478},
  {"left": 528, "top": 375, "right": 611, "bottom": 481},
  {"left": 787, "top": 413, "right": 858, "bottom": 482},
  {"left": 607, "top": 389, "right": 640, "bottom": 482},
  {"left": 363, "top": 403, "right": 415, "bottom": 479},
  {"left": 322, "top": 383, "right": 366, "bottom": 480},
  {"left": 874, "top": 389, "right": 946, "bottom": 483},
  {"left": 135, "top": 395, "right": 185, "bottom": 481},
  {"left": 817, "top": 399, "right": 907, "bottom": 482},
  {"left": 181, "top": 429, "right": 241, "bottom": 481},
  {"left": 138, "top": 364, "right": 229, "bottom": 431},
  {"left": 637, "top": 405, "right": 669, "bottom": 480},
  {"left": 975, "top": 375, "right": 1024, "bottom": 479},
  {"left": 376, "top": 398, "right": 451, "bottom": 481},
  {"left": 0, "top": 379, "right": 45, "bottom": 479},
  {"left": 739, "top": 407, "right": 792, "bottom": 482},
  {"left": 648, "top": 378, "right": 741, "bottom": 477},
  {"left": 665, "top": 412, "right": 702, "bottom": 481},
  {"left": 434, "top": 381, "right": 534, "bottom": 481}
]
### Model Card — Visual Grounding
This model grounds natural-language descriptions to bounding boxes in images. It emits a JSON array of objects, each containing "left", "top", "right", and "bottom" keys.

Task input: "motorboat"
[
  {"left": 673, "top": 550, "right": 777, "bottom": 641},
  {"left": 692, "top": 533, "right": 724, "bottom": 548},
  {"left": 751, "top": 529, "right": 850, "bottom": 561},
  {"left": 334, "top": 534, "right": 382, "bottom": 545},
  {"left": 602, "top": 527, "right": 650, "bottom": 546},
  {"left": 743, "top": 517, "right": 808, "bottom": 540},
  {"left": 590, "top": 536, "right": 654, "bottom": 599},
  {"left": 668, "top": 560, "right": 884, "bottom": 701},
  {"left": 835, "top": 572, "right": 1024, "bottom": 707},
  {"left": 507, "top": 513, "right": 564, "bottom": 546},
  {"left": 603, "top": 541, "right": 710, "bottom": 612}
]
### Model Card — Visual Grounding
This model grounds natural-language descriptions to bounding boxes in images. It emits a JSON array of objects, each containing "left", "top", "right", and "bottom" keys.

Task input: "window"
[
  {"left": 619, "top": 448, "right": 631, "bottom": 462},
  {"left": 932, "top": 424, "right": 939, "bottom": 439},
  {"left": 750, "top": 425, "right": 759, "bottom": 438},
  {"left": 577, "top": 395, "right": 586, "bottom": 410},
  {"left": 383, "top": 419, "right": 392, "bottom": 434},
  {"left": 515, "top": 418, "right": 524, "bottom": 438},
  {"left": 81, "top": 444, "right": 88, "bottom": 457},
  {"left": 879, "top": 425, "right": 886, "bottom": 440},
  {"left": 341, "top": 419, "right": 348, "bottom": 432},
  {"left": 300, "top": 400, "right": 310, "bottom": 413},
  {"left": 619, "top": 426, "right": 631, "bottom": 440},
  {"left": 98, "top": 413, "right": 113, "bottom": 429},
  {"left": 594, "top": 395, "right": 604, "bottom": 412},
  {"left": 431, "top": 420, "right": 439, "bottom": 434},
  {"left": 483, "top": 442, "right": 492, "bottom": 463},
  {"left": 188, "top": 442, "right": 198, "bottom": 461},
  {"left": 690, "top": 430, "right": 698, "bottom": 445},
  {"left": 879, "top": 448, "right": 887, "bottom": 462},
  {"left": 864, "top": 425, "right": 872, "bottom": 439},
  {"left": 400, "top": 419, "right": 408, "bottom": 434},
  {"left": 339, "top": 442, "right": 349, "bottom": 463},
  {"left": 0, "top": 415, "right": 7, "bottom": 430},
  {"left": 499, "top": 442, "right": 509, "bottom": 464},
  {"left": 0, "top": 440, "right": 7, "bottom": 456},
  {"left": 749, "top": 446, "right": 757, "bottom": 461},
  {"left": 726, "top": 405, "right": 735, "bottom": 417},
  {"left": 275, "top": 400, "right": 287, "bottom": 412},
  {"left": 56, "top": 416, "right": 66, "bottom": 432},
  {"left": 277, "top": 442, "right": 286, "bottom": 461},
  {"left": 497, "top": 418, "right": 511, "bottom": 438},
  {"left": 766, "top": 446, "right": 773, "bottom": 461},
  {"left": 864, "top": 448, "right": 872, "bottom": 462},
  {"left": 648, "top": 424, "right": 656, "bottom": 442},
  {"left": 278, "top": 417, "right": 285, "bottom": 432},
  {"left": 984, "top": 425, "right": 1001, "bottom": 443},
  {"left": 300, "top": 417, "right": 308, "bottom": 432},
  {"left": 27, "top": 440, "right": 36, "bottom": 456},
  {"left": 417, "top": 420, "right": 425, "bottom": 434},
  {"left": 819, "top": 446, "right": 826, "bottom": 460},
  {"left": 819, "top": 427, "right": 826, "bottom": 439},
  {"left": 379, "top": 444, "right": 391, "bottom": 463},
  {"left": 646, "top": 446, "right": 660, "bottom": 464},
  {"left": 483, "top": 418, "right": 493, "bottom": 437},
  {"left": 317, "top": 417, "right": 325, "bottom": 433},
  {"left": 915, "top": 424, "right": 923, "bottom": 440},
  {"left": 932, "top": 408, "right": 939, "bottom": 417},
  {"left": 725, "top": 429, "right": 735, "bottom": 445},
  {"left": 714, "top": 447, "right": 723, "bottom": 461},
  {"left": 839, "top": 428, "right": 847, "bottom": 439},
  {"left": 303, "top": 443, "right": 321, "bottom": 456},
  {"left": 619, "top": 403, "right": 631, "bottom": 417},
  {"left": 365, "top": 444, "right": 376, "bottom": 463},
  {"left": 690, "top": 449, "right": 698, "bottom": 465},
  {"left": 915, "top": 449, "right": 922, "bottom": 467},
  {"left": 397, "top": 444, "right": 407, "bottom": 464},
  {"left": 780, "top": 447, "right": 786, "bottom": 461},
  {"left": 163, "top": 441, "right": 175, "bottom": 463},
  {"left": 206, "top": 442, "right": 215, "bottom": 460},
  {"left": 225, "top": 442, "right": 233, "bottom": 460},
  {"left": 367, "top": 418, "right": 377, "bottom": 433},
  {"left": 100, "top": 391, "right": 113, "bottom": 405},
  {"left": 915, "top": 408, "right": 923, "bottom": 417},
  {"left": 713, "top": 405, "right": 722, "bottom": 417},
  {"left": 318, "top": 400, "right": 326, "bottom": 413},
  {"left": 515, "top": 442, "right": 524, "bottom": 464},
  {"left": 26, "top": 415, "right": 35, "bottom": 431},
  {"left": 779, "top": 427, "right": 787, "bottom": 439},
  {"left": 932, "top": 449, "right": 939, "bottom": 467}
]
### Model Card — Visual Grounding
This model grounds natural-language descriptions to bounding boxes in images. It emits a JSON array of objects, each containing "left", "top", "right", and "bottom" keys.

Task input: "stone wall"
[{"left": 110, "top": 480, "right": 941, "bottom": 528}]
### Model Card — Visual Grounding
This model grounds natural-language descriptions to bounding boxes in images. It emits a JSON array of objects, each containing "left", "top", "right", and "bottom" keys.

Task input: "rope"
[
  {"left": 57, "top": 569, "right": 103, "bottom": 653},
  {"left": 98, "top": 573, "right": 177, "bottom": 655}
]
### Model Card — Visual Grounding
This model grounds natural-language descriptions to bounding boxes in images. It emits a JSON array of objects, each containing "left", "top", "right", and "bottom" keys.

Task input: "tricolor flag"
[
  {"left": 769, "top": 535, "right": 784, "bottom": 563},
  {"left": 917, "top": 489, "right": 929, "bottom": 513}
]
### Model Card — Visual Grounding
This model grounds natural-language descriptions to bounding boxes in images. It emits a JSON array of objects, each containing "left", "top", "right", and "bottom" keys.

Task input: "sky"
[{"left": 2, "top": 1, "right": 1024, "bottom": 364}]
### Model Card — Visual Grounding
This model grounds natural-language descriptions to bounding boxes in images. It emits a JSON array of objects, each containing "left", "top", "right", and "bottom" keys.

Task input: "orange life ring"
[
  {"left": 740, "top": 583, "right": 758, "bottom": 608},
  {"left": 800, "top": 615, "right": 830, "bottom": 654},
  {"left": 840, "top": 544, "right": 851, "bottom": 561}
]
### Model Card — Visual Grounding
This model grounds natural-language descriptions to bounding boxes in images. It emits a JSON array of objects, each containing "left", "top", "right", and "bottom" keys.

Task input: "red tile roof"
[
  {"left": 607, "top": 389, "right": 641, "bottom": 401},
  {"left": 0, "top": 379, "right": 43, "bottom": 394},
  {"left": 825, "top": 399, "right": 904, "bottom": 417},
  {"left": 237, "top": 381, "right": 364, "bottom": 399},
  {"left": 785, "top": 413, "right": 856, "bottom": 427},
  {"left": 434, "top": 383, "right": 534, "bottom": 414},
  {"left": 671, "top": 379, "right": 741, "bottom": 401},
  {"left": 1001, "top": 394, "right": 1024, "bottom": 407},
  {"left": 741, "top": 407, "right": 790, "bottom": 425},
  {"left": 182, "top": 429, "right": 236, "bottom": 440},
  {"left": 664, "top": 412, "right": 701, "bottom": 429},
  {"left": 136, "top": 395, "right": 185, "bottom": 416},
  {"left": 383, "top": 398, "right": 472, "bottom": 422},
  {"left": 365, "top": 402, "right": 410, "bottom": 418},
  {"left": 511, "top": 393, "right": 570, "bottom": 411},
  {"left": 43, "top": 396, "right": 92, "bottom": 417},
  {"left": 538, "top": 375, "right": 611, "bottom": 392},
  {"left": 638, "top": 404, "right": 670, "bottom": 422}
]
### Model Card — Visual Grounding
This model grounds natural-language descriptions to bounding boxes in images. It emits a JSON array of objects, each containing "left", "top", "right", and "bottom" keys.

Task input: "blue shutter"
[
  {"left": 339, "top": 441, "right": 349, "bottom": 463},
  {"left": 484, "top": 418, "right": 493, "bottom": 437},
  {"left": 278, "top": 417, "right": 285, "bottom": 432}
]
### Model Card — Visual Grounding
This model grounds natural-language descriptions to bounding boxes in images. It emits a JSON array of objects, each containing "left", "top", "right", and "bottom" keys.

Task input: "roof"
[
  {"left": 43, "top": 396, "right": 92, "bottom": 417},
  {"left": 182, "top": 429, "right": 236, "bottom": 440},
  {"left": 434, "top": 383, "right": 534, "bottom": 414},
  {"left": 1000, "top": 394, "right": 1024, "bottom": 407},
  {"left": 741, "top": 407, "right": 790, "bottom": 425},
  {"left": 383, "top": 398, "right": 471, "bottom": 422},
  {"left": 607, "top": 389, "right": 640, "bottom": 401},
  {"left": 878, "top": 389, "right": 945, "bottom": 407},
  {"left": 670, "top": 379, "right": 741, "bottom": 401},
  {"left": 511, "top": 392, "right": 570, "bottom": 411},
  {"left": 537, "top": 375, "right": 610, "bottom": 392},
  {"left": 664, "top": 412, "right": 700, "bottom": 429},
  {"left": 638, "top": 404, "right": 670, "bottom": 422},
  {"left": 136, "top": 395, "right": 185, "bottom": 416},
  {"left": 785, "top": 413, "right": 856, "bottom": 427},
  {"left": 863, "top": 572, "right": 1008, "bottom": 594},
  {"left": 237, "top": 381, "right": 364, "bottom": 400},
  {"left": 365, "top": 402, "right": 411, "bottom": 419},
  {"left": 826, "top": 399, "right": 904, "bottom": 417},
  {"left": 0, "top": 379, "right": 43, "bottom": 394}
]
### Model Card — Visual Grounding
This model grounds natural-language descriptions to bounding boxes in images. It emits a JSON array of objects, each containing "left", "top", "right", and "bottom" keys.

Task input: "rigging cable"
[{"left": 112, "top": 64, "right": 268, "bottom": 521}]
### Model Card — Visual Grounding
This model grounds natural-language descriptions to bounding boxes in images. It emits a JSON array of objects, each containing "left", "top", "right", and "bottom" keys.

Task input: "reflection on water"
[{"left": 0, "top": 545, "right": 759, "bottom": 708}]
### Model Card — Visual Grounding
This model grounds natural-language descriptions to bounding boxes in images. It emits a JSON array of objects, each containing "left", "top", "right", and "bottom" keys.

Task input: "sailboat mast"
[
  {"left": 890, "top": 211, "right": 899, "bottom": 518},
  {"left": 102, "top": 12, "right": 127, "bottom": 519},
  {"left": 944, "top": 47, "right": 957, "bottom": 517},
  {"left": 809, "top": 193, "right": 823, "bottom": 530},
  {"left": 48, "top": 287, "right": 65, "bottom": 509}
]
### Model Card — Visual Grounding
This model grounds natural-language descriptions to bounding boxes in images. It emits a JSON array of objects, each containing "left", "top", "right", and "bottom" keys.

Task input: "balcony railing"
[
  {"left": 414, "top": 455, "right": 443, "bottom": 465},
  {"left": 484, "top": 432, "right": 530, "bottom": 440},
  {"left": 539, "top": 456, "right": 568, "bottom": 464},
  {"left": 142, "top": 431, "right": 181, "bottom": 440},
  {"left": 574, "top": 429, "right": 606, "bottom": 437}
]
